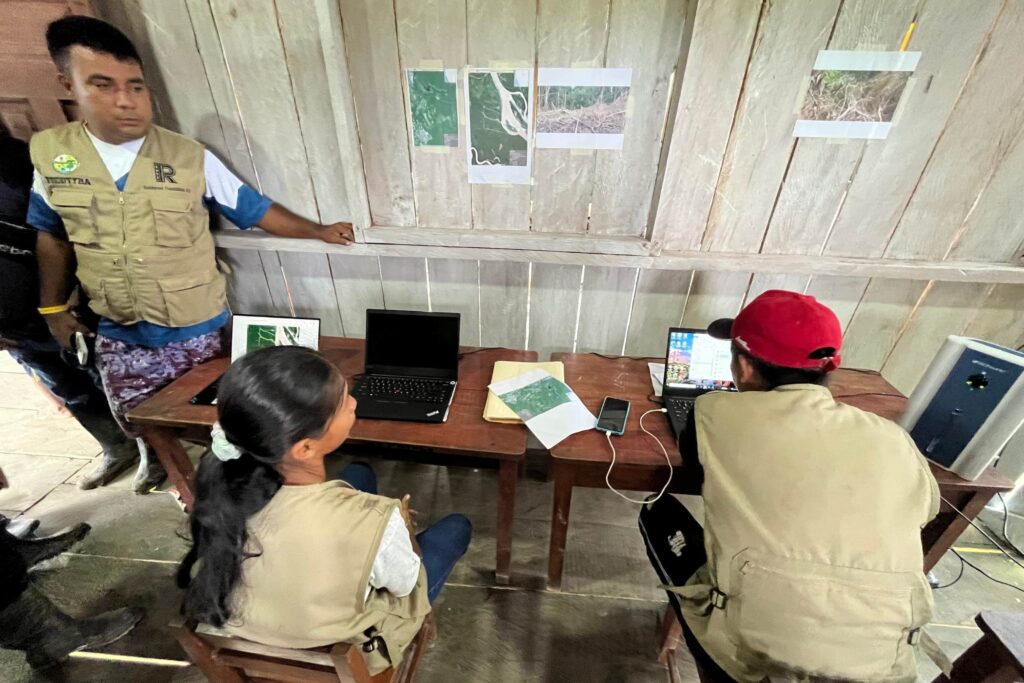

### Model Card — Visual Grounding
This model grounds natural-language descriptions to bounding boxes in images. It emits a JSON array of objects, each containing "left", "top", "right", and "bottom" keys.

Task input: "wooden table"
[
  {"left": 935, "top": 611, "right": 1024, "bottom": 682},
  {"left": 545, "top": 353, "right": 1015, "bottom": 590},
  {"left": 127, "top": 338, "right": 535, "bottom": 584}
]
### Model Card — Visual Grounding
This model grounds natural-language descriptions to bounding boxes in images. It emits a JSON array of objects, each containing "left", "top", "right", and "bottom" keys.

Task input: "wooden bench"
[
  {"left": 169, "top": 616, "right": 434, "bottom": 683},
  {"left": 933, "top": 612, "right": 1024, "bottom": 683}
]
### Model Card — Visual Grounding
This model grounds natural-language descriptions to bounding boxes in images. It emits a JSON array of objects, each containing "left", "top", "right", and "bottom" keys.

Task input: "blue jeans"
[{"left": 339, "top": 462, "right": 471, "bottom": 603}]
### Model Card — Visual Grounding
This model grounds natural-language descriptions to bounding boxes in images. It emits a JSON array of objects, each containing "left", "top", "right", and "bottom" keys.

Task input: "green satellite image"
[
  {"left": 408, "top": 70, "right": 458, "bottom": 147},
  {"left": 498, "top": 376, "right": 571, "bottom": 421},
  {"left": 246, "top": 324, "right": 299, "bottom": 352},
  {"left": 468, "top": 71, "right": 529, "bottom": 167}
]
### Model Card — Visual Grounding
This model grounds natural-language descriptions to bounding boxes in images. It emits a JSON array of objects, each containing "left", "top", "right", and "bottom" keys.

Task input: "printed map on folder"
[
  {"left": 488, "top": 368, "right": 596, "bottom": 449},
  {"left": 484, "top": 361, "right": 566, "bottom": 423}
]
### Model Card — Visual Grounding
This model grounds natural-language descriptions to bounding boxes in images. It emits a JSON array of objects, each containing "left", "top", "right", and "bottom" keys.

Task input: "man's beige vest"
[
  {"left": 29, "top": 122, "right": 225, "bottom": 327},
  {"left": 679, "top": 384, "right": 940, "bottom": 683},
  {"left": 226, "top": 481, "right": 431, "bottom": 675}
]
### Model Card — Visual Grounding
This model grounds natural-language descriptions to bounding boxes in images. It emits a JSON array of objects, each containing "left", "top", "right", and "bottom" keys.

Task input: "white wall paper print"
[
  {"left": 536, "top": 67, "right": 631, "bottom": 150},
  {"left": 793, "top": 51, "right": 921, "bottom": 140}
]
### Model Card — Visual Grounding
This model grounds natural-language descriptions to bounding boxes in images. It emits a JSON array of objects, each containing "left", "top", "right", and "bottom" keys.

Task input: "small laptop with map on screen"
[{"left": 662, "top": 327, "right": 736, "bottom": 440}]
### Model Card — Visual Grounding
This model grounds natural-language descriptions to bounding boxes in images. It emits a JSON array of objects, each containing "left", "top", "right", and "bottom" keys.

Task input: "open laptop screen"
[
  {"left": 664, "top": 329, "right": 735, "bottom": 392},
  {"left": 364, "top": 310, "right": 460, "bottom": 379}
]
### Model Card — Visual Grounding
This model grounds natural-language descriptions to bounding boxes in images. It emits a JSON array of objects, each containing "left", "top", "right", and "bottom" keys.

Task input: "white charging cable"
[{"left": 604, "top": 408, "right": 673, "bottom": 505}]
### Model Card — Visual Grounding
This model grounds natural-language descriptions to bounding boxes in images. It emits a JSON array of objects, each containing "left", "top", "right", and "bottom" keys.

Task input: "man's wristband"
[{"left": 38, "top": 303, "right": 71, "bottom": 315}]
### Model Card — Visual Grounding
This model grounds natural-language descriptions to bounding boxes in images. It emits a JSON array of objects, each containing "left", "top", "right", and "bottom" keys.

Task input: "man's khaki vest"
[
  {"left": 29, "top": 122, "right": 225, "bottom": 327},
  {"left": 226, "top": 481, "right": 431, "bottom": 675},
  {"left": 679, "top": 384, "right": 940, "bottom": 683}
]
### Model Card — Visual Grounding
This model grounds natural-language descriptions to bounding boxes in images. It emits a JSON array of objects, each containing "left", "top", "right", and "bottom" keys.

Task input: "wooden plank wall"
[{"left": 91, "top": 0, "right": 1024, "bottom": 394}]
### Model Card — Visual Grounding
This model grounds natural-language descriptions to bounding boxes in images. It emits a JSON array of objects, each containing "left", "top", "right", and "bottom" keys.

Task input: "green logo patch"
[{"left": 52, "top": 154, "right": 79, "bottom": 175}]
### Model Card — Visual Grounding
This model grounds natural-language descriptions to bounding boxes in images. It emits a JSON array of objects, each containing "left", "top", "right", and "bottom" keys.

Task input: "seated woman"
[{"left": 176, "top": 345, "right": 471, "bottom": 673}]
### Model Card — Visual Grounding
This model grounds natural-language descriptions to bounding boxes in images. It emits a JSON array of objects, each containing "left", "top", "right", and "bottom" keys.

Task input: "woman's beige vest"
[
  {"left": 226, "top": 482, "right": 431, "bottom": 675},
  {"left": 30, "top": 122, "right": 226, "bottom": 327}
]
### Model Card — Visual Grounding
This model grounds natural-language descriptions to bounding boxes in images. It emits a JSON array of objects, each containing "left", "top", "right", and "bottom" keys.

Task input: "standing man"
[
  {"left": 639, "top": 290, "right": 939, "bottom": 682},
  {"left": 29, "top": 16, "right": 355, "bottom": 493},
  {"left": 1, "top": 133, "right": 138, "bottom": 491}
]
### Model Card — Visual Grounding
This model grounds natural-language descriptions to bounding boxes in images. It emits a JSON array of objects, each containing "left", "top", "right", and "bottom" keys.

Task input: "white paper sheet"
[
  {"left": 489, "top": 369, "right": 596, "bottom": 449},
  {"left": 648, "top": 362, "right": 665, "bottom": 397},
  {"left": 793, "top": 50, "right": 920, "bottom": 141}
]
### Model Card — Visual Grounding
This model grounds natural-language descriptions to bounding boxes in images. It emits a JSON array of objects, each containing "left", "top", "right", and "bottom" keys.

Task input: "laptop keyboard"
[
  {"left": 665, "top": 396, "right": 695, "bottom": 425},
  {"left": 356, "top": 376, "right": 453, "bottom": 404}
]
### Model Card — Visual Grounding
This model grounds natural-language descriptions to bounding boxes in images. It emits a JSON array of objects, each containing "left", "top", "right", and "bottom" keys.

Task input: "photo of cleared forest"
[
  {"left": 537, "top": 85, "right": 629, "bottom": 134},
  {"left": 799, "top": 69, "right": 911, "bottom": 123}
]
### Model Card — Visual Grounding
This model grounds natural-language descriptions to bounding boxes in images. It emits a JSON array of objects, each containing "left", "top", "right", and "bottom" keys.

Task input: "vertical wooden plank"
[
  {"left": 760, "top": 0, "right": 917, "bottom": 256},
  {"left": 588, "top": 0, "right": 687, "bottom": 236},
  {"left": 945, "top": 125, "right": 1024, "bottom": 262},
  {"left": 276, "top": 0, "right": 351, "bottom": 222},
  {"left": 528, "top": 263, "right": 583, "bottom": 360},
  {"left": 700, "top": 0, "right": 840, "bottom": 252},
  {"left": 804, "top": 276, "right": 870, "bottom": 333},
  {"left": 379, "top": 257, "right": 430, "bottom": 311},
  {"left": 479, "top": 262, "right": 529, "bottom": 349},
  {"left": 623, "top": 269, "right": 692, "bottom": 357},
  {"left": 217, "top": 247, "right": 279, "bottom": 316},
  {"left": 428, "top": 259, "right": 481, "bottom": 345},
  {"left": 679, "top": 271, "right": 751, "bottom": 329},
  {"left": 884, "top": 5, "right": 1024, "bottom": 260},
  {"left": 395, "top": 0, "right": 472, "bottom": 229},
  {"left": 184, "top": 0, "right": 259, "bottom": 184},
  {"left": 882, "top": 282, "right": 991, "bottom": 393},
  {"left": 531, "top": 0, "right": 610, "bottom": 234},
  {"left": 328, "top": 254, "right": 385, "bottom": 337},
  {"left": 962, "top": 284, "right": 1024, "bottom": 349},
  {"left": 651, "top": 0, "right": 762, "bottom": 251},
  {"left": 824, "top": 0, "right": 1003, "bottom": 258},
  {"left": 466, "top": 0, "right": 535, "bottom": 230},
  {"left": 207, "top": 0, "right": 316, "bottom": 213},
  {"left": 274, "top": 253, "right": 346, "bottom": 337},
  {"left": 841, "top": 279, "right": 926, "bottom": 371},
  {"left": 312, "top": 0, "right": 373, "bottom": 232},
  {"left": 744, "top": 274, "right": 808, "bottom": 304},
  {"left": 337, "top": 0, "right": 416, "bottom": 227},
  {"left": 575, "top": 266, "right": 637, "bottom": 354}
]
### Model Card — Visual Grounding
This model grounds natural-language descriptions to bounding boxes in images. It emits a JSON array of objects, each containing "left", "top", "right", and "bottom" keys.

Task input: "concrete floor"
[{"left": 0, "top": 352, "right": 1022, "bottom": 682}]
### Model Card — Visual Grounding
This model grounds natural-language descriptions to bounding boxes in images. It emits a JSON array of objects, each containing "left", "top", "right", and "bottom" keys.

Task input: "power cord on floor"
[
  {"left": 604, "top": 408, "right": 673, "bottom": 505},
  {"left": 930, "top": 495, "right": 1024, "bottom": 594},
  {"left": 940, "top": 494, "right": 1024, "bottom": 572},
  {"left": 951, "top": 549, "right": 1024, "bottom": 594}
]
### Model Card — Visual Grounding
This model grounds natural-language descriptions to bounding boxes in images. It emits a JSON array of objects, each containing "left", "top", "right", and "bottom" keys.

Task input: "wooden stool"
[
  {"left": 933, "top": 612, "right": 1024, "bottom": 683},
  {"left": 169, "top": 616, "right": 434, "bottom": 683}
]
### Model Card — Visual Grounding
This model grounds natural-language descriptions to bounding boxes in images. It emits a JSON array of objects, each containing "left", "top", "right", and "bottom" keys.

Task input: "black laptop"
[
  {"left": 662, "top": 327, "right": 737, "bottom": 440},
  {"left": 352, "top": 310, "right": 460, "bottom": 423}
]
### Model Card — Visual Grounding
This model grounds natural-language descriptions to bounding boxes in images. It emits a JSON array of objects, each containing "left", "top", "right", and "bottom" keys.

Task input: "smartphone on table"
[{"left": 596, "top": 396, "right": 630, "bottom": 436}]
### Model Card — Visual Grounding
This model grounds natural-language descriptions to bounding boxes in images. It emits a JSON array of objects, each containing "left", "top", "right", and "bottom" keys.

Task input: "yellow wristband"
[{"left": 37, "top": 303, "right": 71, "bottom": 315}]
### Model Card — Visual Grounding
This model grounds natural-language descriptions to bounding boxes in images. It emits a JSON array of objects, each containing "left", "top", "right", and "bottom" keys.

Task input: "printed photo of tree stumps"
[
  {"left": 465, "top": 68, "right": 532, "bottom": 184},
  {"left": 407, "top": 69, "right": 459, "bottom": 147},
  {"left": 793, "top": 50, "right": 920, "bottom": 140},
  {"left": 536, "top": 68, "right": 631, "bottom": 150}
]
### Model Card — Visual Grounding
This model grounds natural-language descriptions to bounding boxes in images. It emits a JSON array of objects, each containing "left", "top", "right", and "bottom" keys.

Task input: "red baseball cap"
[{"left": 707, "top": 290, "right": 842, "bottom": 372}]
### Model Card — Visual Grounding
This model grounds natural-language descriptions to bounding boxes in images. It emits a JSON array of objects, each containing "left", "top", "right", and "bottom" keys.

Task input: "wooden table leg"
[
  {"left": 924, "top": 491, "right": 992, "bottom": 572},
  {"left": 547, "top": 461, "right": 574, "bottom": 591},
  {"left": 658, "top": 605, "right": 683, "bottom": 665},
  {"left": 495, "top": 459, "right": 517, "bottom": 585},
  {"left": 141, "top": 426, "right": 196, "bottom": 510}
]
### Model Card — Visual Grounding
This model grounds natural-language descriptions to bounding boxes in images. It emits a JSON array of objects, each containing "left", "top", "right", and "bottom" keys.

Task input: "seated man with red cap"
[{"left": 639, "top": 290, "right": 939, "bottom": 683}]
